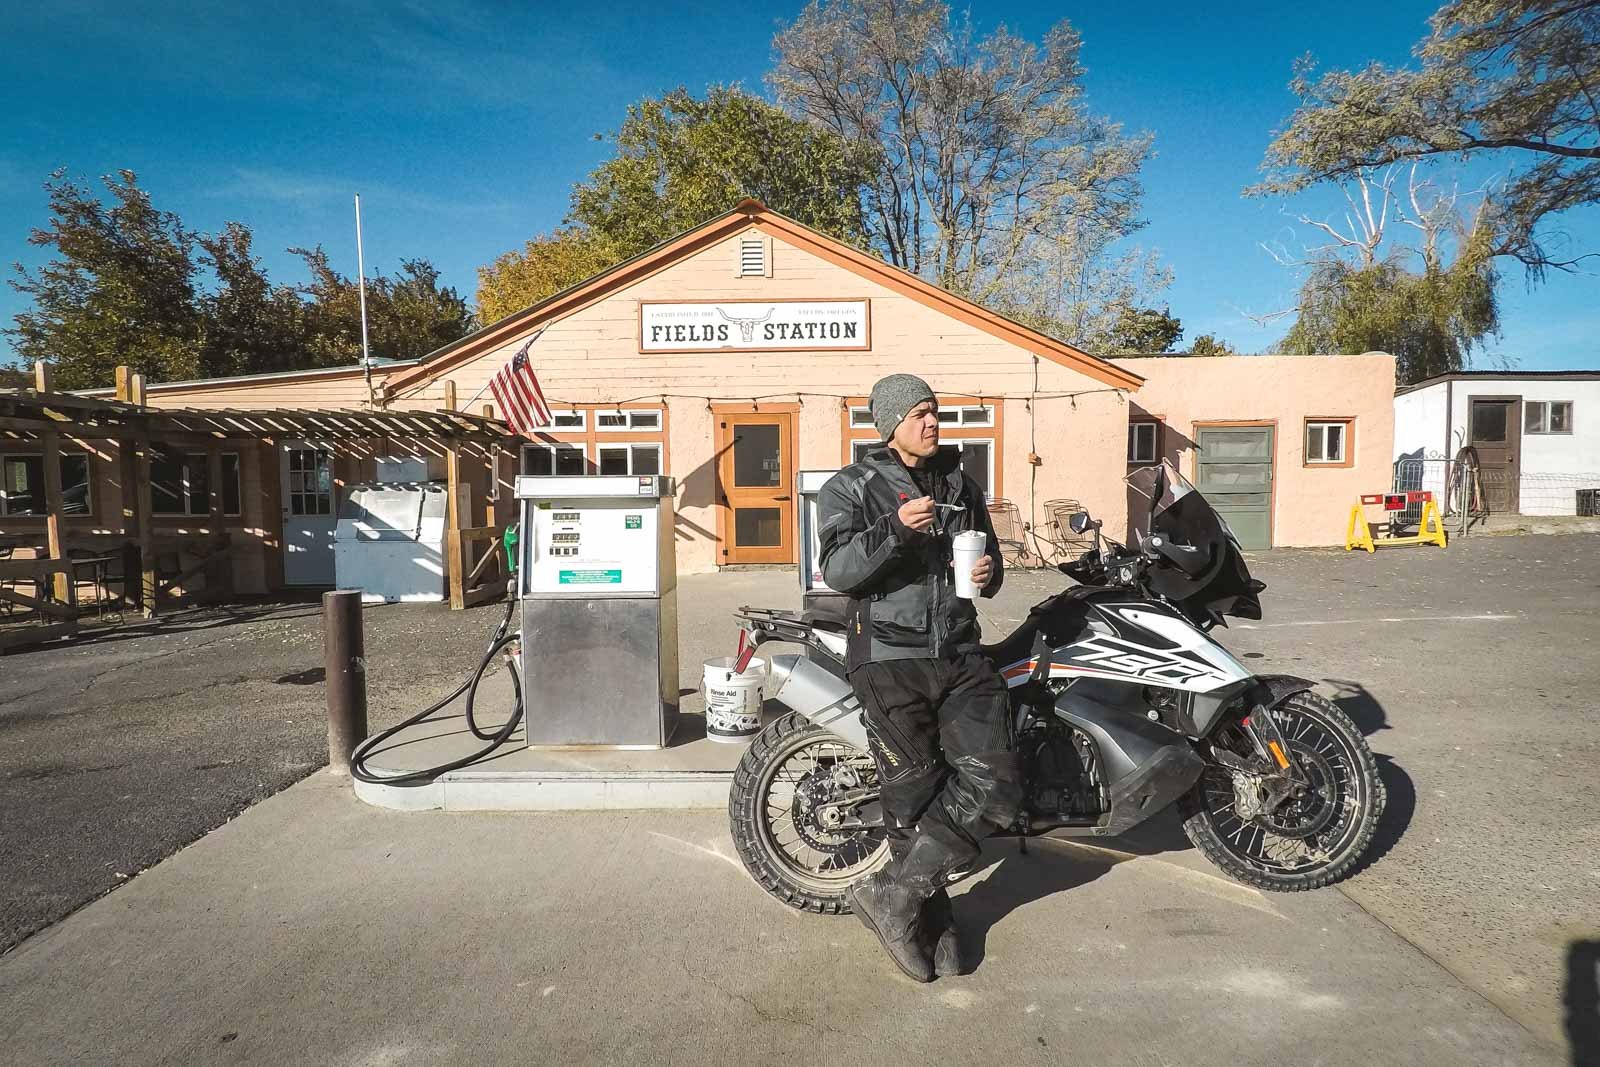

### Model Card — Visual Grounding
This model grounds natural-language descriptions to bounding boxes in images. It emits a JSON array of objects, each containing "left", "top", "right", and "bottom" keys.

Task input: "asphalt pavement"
[
  {"left": 1, "top": 533, "right": 1597, "bottom": 1063},
  {"left": 0, "top": 775, "right": 1558, "bottom": 1067}
]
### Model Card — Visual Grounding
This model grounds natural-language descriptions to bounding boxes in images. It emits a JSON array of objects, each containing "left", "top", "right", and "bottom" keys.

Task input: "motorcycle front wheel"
[
  {"left": 1179, "top": 691, "right": 1385, "bottom": 892},
  {"left": 728, "top": 711, "right": 887, "bottom": 913}
]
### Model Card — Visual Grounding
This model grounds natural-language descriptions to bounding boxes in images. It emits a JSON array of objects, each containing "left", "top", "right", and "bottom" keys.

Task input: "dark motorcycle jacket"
[{"left": 817, "top": 445, "right": 1004, "bottom": 668}]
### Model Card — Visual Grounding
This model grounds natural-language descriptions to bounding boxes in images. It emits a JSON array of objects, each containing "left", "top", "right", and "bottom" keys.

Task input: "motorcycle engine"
[{"left": 1020, "top": 721, "right": 1106, "bottom": 821}]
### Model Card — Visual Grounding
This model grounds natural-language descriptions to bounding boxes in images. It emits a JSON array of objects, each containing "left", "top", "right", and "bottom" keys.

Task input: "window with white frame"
[
  {"left": 937, "top": 404, "right": 994, "bottom": 427},
  {"left": 1305, "top": 420, "right": 1352, "bottom": 465},
  {"left": 549, "top": 410, "right": 585, "bottom": 430},
  {"left": 151, "top": 451, "right": 242, "bottom": 516},
  {"left": 1128, "top": 421, "right": 1159, "bottom": 465},
  {"left": 849, "top": 439, "right": 993, "bottom": 496},
  {"left": 849, "top": 403, "right": 992, "bottom": 430},
  {"left": 1524, "top": 401, "right": 1573, "bottom": 435},
  {"left": 521, "top": 443, "right": 589, "bottom": 477},
  {"left": 940, "top": 440, "right": 993, "bottom": 497},
  {"left": 597, "top": 443, "right": 662, "bottom": 476},
  {"left": 594, "top": 409, "right": 662, "bottom": 431},
  {"left": 1, "top": 453, "right": 93, "bottom": 516}
]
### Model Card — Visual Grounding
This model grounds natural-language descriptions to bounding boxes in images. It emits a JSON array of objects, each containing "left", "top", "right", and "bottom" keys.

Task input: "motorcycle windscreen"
[{"left": 1134, "top": 463, "right": 1263, "bottom": 622}]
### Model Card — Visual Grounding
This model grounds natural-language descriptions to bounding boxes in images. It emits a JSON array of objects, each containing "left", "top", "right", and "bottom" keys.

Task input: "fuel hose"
[{"left": 349, "top": 593, "right": 525, "bottom": 785}]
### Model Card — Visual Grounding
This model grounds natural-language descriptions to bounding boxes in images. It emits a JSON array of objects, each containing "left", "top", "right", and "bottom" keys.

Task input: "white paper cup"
[{"left": 952, "top": 529, "right": 987, "bottom": 599}]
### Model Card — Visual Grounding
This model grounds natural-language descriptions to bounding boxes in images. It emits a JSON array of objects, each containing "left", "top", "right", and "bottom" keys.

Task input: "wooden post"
[
  {"left": 131, "top": 372, "right": 147, "bottom": 407},
  {"left": 114, "top": 366, "right": 133, "bottom": 403},
  {"left": 41, "top": 430, "right": 68, "bottom": 602},
  {"left": 443, "top": 381, "right": 466, "bottom": 609},
  {"left": 134, "top": 437, "right": 157, "bottom": 617},
  {"left": 33, "top": 360, "right": 51, "bottom": 392},
  {"left": 205, "top": 446, "right": 228, "bottom": 599}
]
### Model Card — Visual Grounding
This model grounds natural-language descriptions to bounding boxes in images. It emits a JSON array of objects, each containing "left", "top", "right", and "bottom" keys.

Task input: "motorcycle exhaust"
[{"left": 765, "top": 654, "right": 870, "bottom": 750}]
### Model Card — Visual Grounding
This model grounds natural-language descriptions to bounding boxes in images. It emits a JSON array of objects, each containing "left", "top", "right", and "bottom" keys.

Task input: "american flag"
[{"left": 488, "top": 334, "right": 553, "bottom": 436}]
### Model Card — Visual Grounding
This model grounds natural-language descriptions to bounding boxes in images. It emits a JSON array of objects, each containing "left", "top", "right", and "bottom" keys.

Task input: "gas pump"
[
  {"left": 516, "top": 475, "right": 679, "bottom": 747},
  {"left": 797, "top": 469, "right": 847, "bottom": 625}
]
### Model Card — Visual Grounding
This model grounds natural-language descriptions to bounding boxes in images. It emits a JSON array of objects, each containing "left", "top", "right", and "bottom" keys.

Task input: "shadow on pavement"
[
  {"left": 1325, "top": 679, "right": 1416, "bottom": 876},
  {"left": 1569, "top": 939, "right": 1600, "bottom": 1067},
  {"left": 955, "top": 841, "right": 1117, "bottom": 970},
  {"left": 956, "top": 810, "right": 1194, "bottom": 971},
  {"left": 2, "top": 598, "right": 324, "bottom": 656}
]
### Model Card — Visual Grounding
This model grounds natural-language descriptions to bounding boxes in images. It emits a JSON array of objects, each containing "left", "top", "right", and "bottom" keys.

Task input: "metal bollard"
[{"left": 323, "top": 589, "right": 368, "bottom": 776}]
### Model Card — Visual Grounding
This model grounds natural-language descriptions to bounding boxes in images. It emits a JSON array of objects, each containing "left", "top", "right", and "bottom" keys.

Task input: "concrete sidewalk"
[{"left": 0, "top": 772, "right": 1555, "bottom": 1067}]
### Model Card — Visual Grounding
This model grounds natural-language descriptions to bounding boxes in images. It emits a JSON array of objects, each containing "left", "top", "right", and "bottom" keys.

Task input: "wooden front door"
[
  {"left": 717, "top": 413, "right": 795, "bottom": 565},
  {"left": 1195, "top": 425, "right": 1275, "bottom": 550},
  {"left": 1469, "top": 397, "right": 1521, "bottom": 513}
]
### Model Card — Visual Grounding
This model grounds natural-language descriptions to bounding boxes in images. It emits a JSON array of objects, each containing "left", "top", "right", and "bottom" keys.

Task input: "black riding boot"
[
  {"left": 923, "top": 888, "right": 964, "bottom": 977},
  {"left": 846, "top": 871, "right": 934, "bottom": 983}
]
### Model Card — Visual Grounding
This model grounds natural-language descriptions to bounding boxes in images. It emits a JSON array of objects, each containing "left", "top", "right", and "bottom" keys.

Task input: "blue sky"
[{"left": 2, "top": 0, "right": 1595, "bottom": 370}]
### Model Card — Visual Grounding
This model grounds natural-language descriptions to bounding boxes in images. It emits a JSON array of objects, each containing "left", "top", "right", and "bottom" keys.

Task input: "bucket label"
[
  {"left": 624, "top": 514, "right": 642, "bottom": 529},
  {"left": 558, "top": 568, "right": 622, "bottom": 585}
]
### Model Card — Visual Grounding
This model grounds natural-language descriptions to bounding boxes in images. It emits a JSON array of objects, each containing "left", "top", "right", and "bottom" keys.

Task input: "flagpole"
[{"left": 354, "top": 193, "right": 374, "bottom": 404}]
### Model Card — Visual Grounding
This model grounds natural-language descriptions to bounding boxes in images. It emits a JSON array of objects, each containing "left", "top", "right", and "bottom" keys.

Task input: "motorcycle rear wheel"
[
  {"left": 728, "top": 711, "right": 888, "bottom": 913},
  {"left": 1179, "top": 691, "right": 1385, "bottom": 892}
]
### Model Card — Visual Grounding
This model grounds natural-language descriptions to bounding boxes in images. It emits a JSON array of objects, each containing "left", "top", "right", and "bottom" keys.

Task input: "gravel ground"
[{"left": 0, "top": 595, "right": 520, "bottom": 953}]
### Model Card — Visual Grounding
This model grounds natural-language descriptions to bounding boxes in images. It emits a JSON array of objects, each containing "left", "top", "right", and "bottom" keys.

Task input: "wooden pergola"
[{"left": 1, "top": 364, "right": 520, "bottom": 644}]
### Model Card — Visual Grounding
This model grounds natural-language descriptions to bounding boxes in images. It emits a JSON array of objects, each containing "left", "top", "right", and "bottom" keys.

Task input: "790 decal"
[{"left": 1058, "top": 636, "right": 1230, "bottom": 686}]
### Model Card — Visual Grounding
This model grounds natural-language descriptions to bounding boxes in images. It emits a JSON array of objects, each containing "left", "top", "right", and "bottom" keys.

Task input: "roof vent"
[{"left": 738, "top": 236, "right": 769, "bottom": 278}]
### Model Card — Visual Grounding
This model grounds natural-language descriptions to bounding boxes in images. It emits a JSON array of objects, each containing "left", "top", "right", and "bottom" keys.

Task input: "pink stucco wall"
[{"left": 1113, "top": 354, "right": 1397, "bottom": 547}]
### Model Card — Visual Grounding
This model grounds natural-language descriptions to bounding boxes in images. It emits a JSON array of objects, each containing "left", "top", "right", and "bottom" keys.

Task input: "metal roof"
[
  {"left": 74, "top": 357, "right": 423, "bottom": 398},
  {"left": 1, "top": 388, "right": 516, "bottom": 444},
  {"left": 1395, "top": 369, "right": 1600, "bottom": 395}
]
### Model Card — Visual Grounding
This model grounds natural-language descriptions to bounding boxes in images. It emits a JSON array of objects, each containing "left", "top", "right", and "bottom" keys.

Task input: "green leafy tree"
[
  {"left": 0, "top": 363, "right": 29, "bottom": 388},
  {"left": 477, "top": 86, "right": 873, "bottom": 319},
  {"left": 196, "top": 222, "right": 308, "bottom": 379},
  {"left": 7, "top": 170, "right": 472, "bottom": 388},
  {"left": 477, "top": 227, "right": 620, "bottom": 326},
  {"left": 771, "top": 0, "right": 1163, "bottom": 338},
  {"left": 1254, "top": 0, "right": 1600, "bottom": 273},
  {"left": 1187, "top": 334, "right": 1237, "bottom": 356},
  {"left": 8, "top": 170, "right": 205, "bottom": 389},
  {"left": 1105, "top": 306, "right": 1183, "bottom": 353},
  {"left": 293, "top": 246, "right": 471, "bottom": 367},
  {"left": 571, "top": 86, "right": 872, "bottom": 253}
]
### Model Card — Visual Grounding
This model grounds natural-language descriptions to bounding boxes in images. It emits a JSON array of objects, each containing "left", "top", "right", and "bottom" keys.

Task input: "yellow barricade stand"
[{"left": 1345, "top": 491, "right": 1448, "bottom": 553}]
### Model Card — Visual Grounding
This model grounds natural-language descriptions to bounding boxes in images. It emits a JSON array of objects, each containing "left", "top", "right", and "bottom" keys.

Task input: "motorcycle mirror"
[{"left": 1069, "top": 511, "right": 1093, "bottom": 534}]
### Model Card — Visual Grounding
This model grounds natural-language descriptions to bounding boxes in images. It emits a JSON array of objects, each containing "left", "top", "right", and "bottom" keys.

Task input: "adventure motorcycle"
[{"left": 726, "top": 461, "right": 1384, "bottom": 912}]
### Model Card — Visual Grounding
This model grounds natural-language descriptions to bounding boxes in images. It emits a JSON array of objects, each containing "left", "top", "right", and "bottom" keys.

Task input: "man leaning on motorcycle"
[{"left": 816, "top": 373, "right": 1024, "bottom": 982}]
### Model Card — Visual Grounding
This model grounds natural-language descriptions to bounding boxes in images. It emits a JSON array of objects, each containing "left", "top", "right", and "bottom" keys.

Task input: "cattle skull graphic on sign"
[{"left": 718, "top": 307, "right": 773, "bottom": 343}]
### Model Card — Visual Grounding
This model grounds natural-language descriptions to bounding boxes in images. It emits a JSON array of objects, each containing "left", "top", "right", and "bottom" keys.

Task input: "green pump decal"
[{"left": 558, "top": 569, "right": 622, "bottom": 585}]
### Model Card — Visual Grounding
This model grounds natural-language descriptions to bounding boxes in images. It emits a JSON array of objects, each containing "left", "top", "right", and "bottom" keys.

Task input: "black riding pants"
[{"left": 849, "top": 651, "right": 1023, "bottom": 882}]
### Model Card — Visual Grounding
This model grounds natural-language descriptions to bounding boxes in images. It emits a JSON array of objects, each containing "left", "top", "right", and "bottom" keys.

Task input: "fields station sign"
[{"left": 639, "top": 299, "right": 870, "bottom": 353}]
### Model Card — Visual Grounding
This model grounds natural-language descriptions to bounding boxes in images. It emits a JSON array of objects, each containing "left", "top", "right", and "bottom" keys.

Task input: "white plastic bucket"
[{"left": 703, "top": 657, "right": 765, "bottom": 743}]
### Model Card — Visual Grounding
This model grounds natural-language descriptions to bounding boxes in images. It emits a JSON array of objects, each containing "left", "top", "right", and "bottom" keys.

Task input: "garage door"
[{"left": 1195, "top": 426, "right": 1273, "bottom": 550}]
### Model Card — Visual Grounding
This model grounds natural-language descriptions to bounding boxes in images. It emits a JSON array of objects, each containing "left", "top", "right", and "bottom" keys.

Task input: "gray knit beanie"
[{"left": 868, "top": 373, "right": 937, "bottom": 442}]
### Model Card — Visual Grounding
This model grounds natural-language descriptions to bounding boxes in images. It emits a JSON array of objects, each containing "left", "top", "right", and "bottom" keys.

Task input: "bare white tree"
[{"left": 770, "top": 0, "right": 1162, "bottom": 345}]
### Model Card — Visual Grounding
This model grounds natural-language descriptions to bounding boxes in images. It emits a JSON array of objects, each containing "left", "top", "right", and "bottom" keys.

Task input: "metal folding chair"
[{"left": 984, "top": 498, "right": 1033, "bottom": 568}]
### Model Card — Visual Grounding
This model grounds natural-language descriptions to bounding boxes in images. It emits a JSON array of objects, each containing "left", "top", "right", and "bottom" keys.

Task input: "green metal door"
[{"left": 1195, "top": 426, "right": 1274, "bottom": 550}]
